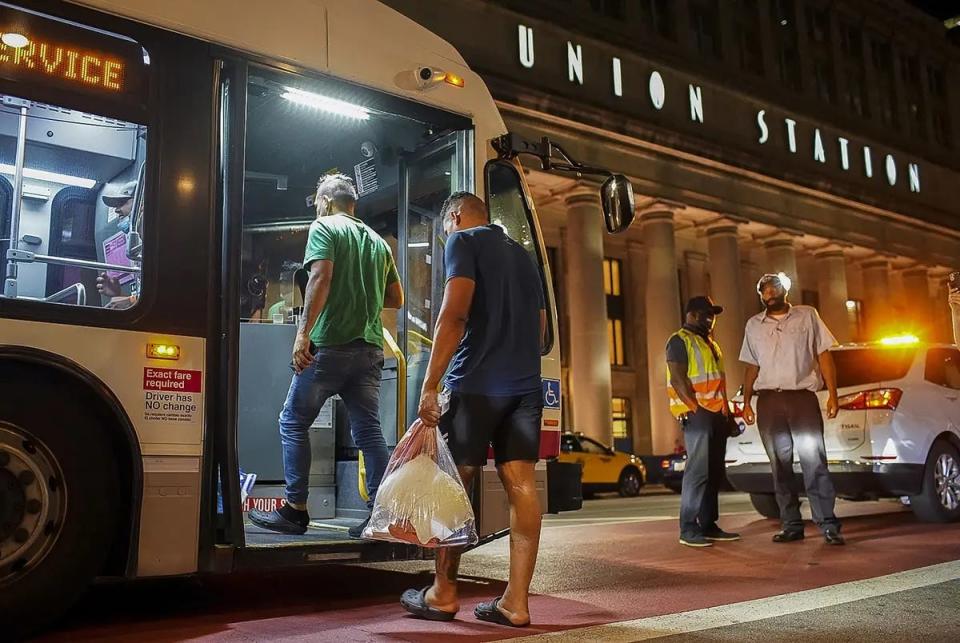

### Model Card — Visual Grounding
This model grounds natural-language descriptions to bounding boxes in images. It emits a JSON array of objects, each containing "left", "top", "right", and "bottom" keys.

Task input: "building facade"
[{"left": 384, "top": 0, "right": 960, "bottom": 455}]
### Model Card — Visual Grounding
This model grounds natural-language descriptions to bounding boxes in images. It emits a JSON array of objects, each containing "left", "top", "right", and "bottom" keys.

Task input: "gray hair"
[{"left": 316, "top": 173, "right": 358, "bottom": 206}]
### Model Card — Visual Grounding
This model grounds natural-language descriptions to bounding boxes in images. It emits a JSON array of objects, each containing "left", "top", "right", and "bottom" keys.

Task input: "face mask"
[{"left": 117, "top": 217, "right": 131, "bottom": 234}]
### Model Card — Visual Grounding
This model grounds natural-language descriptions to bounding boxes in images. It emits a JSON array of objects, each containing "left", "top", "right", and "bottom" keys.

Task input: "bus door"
[{"left": 223, "top": 61, "right": 474, "bottom": 556}]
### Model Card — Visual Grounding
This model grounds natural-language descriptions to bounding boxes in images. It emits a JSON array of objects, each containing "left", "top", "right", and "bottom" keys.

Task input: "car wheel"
[
  {"left": 618, "top": 467, "right": 643, "bottom": 497},
  {"left": 0, "top": 373, "right": 120, "bottom": 639},
  {"left": 749, "top": 492, "right": 781, "bottom": 519},
  {"left": 909, "top": 440, "right": 960, "bottom": 523}
]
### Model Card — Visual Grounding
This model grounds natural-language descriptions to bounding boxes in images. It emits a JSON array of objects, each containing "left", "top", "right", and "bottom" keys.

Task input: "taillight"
[
  {"left": 729, "top": 400, "right": 745, "bottom": 417},
  {"left": 660, "top": 459, "right": 671, "bottom": 470},
  {"left": 837, "top": 388, "right": 902, "bottom": 411}
]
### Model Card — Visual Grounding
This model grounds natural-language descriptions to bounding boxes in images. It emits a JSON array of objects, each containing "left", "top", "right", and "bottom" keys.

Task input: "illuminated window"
[
  {"left": 604, "top": 258, "right": 626, "bottom": 366},
  {"left": 612, "top": 397, "right": 631, "bottom": 439}
]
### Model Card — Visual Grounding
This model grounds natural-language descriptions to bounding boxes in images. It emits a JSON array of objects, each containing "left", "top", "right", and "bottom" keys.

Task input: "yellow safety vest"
[{"left": 666, "top": 328, "right": 726, "bottom": 418}]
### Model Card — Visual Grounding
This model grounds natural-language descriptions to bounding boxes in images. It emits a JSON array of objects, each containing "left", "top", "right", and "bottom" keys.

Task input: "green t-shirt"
[{"left": 303, "top": 213, "right": 399, "bottom": 348}]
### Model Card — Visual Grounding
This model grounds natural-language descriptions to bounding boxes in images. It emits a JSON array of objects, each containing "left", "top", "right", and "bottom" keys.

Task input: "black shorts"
[{"left": 440, "top": 389, "right": 543, "bottom": 466}]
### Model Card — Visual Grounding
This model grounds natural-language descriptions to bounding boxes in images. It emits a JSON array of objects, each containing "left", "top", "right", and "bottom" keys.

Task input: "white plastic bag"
[{"left": 363, "top": 419, "right": 478, "bottom": 548}]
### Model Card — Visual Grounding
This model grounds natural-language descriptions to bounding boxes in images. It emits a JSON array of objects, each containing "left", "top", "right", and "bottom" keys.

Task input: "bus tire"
[{"left": 0, "top": 372, "right": 120, "bottom": 639}]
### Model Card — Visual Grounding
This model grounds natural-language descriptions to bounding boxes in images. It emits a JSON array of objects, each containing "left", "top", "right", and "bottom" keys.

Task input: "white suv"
[{"left": 726, "top": 340, "right": 960, "bottom": 523}]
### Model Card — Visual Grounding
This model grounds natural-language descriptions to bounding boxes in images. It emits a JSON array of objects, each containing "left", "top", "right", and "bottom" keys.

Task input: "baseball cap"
[
  {"left": 685, "top": 295, "right": 723, "bottom": 315},
  {"left": 102, "top": 181, "right": 137, "bottom": 207}
]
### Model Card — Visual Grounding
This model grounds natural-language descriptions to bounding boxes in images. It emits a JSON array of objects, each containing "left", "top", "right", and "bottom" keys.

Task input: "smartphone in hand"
[{"left": 949, "top": 271, "right": 960, "bottom": 294}]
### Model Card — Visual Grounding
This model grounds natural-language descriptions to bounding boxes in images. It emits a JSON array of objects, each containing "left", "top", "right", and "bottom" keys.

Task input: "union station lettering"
[{"left": 517, "top": 24, "right": 921, "bottom": 195}]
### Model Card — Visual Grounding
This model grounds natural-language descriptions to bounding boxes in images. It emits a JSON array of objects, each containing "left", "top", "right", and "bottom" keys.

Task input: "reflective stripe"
[{"left": 667, "top": 329, "right": 727, "bottom": 417}]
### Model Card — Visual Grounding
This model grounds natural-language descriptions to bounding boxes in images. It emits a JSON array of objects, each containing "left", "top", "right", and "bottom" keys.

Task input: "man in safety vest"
[{"left": 666, "top": 296, "right": 741, "bottom": 548}]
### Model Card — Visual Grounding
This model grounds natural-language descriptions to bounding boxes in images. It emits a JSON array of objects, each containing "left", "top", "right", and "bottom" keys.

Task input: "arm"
[
  {"left": 742, "top": 364, "right": 759, "bottom": 425},
  {"left": 292, "top": 259, "right": 333, "bottom": 372},
  {"left": 819, "top": 350, "right": 839, "bottom": 418},
  {"left": 418, "top": 277, "right": 475, "bottom": 425},
  {"left": 667, "top": 361, "right": 699, "bottom": 414},
  {"left": 384, "top": 280, "right": 404, "bottom": 309},
  {"left": 950, "top": 292, "right": 960, "bottom": 347}
]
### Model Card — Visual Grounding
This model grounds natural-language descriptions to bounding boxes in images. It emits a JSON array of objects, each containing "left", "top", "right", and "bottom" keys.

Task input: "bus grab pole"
[{"left": 3, "top": 104, "right": 28, "bottom": 298}]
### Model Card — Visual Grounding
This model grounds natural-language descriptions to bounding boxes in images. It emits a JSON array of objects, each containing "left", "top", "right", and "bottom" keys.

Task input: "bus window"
[
  {"left": 0, "top": 96, "right": 147, "bottom": 309},
  {"left": 485, "top": 160, "right": 554, "bottom": 353}
]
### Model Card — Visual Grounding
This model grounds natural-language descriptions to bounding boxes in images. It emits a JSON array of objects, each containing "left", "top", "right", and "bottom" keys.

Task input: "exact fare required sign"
[{"left": 143, "top": 367, "right": 201, "bottom": 423}]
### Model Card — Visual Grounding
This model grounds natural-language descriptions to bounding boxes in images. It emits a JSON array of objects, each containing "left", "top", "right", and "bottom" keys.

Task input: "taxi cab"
[{"left": 559, "top": 432, "right": 646, "bottom": 497}]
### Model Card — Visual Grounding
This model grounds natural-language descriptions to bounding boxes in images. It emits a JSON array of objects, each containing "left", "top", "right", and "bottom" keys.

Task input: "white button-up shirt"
[{"left": 739, "top": 305, "right": 837, "bottom": 392}]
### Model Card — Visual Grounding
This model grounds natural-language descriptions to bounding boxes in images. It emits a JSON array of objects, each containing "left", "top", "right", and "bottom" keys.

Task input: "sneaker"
[
  {"left": 348, "top": 515, "right": 370, "bottom": 539},
  {"left": 772, "top": 530, "right": 805, "bottom": 543},
  {"left": 679, "top": 534, "right": 713, "bottom": 548},
  {"left": 249, "top": 505, "right": 309, "bottom": 535},
  {"left": 824, "top": 530, "right": 846, "bottom": 546},
  {"left": 703, "top": 527, "right": 741, "bottom": 542}
]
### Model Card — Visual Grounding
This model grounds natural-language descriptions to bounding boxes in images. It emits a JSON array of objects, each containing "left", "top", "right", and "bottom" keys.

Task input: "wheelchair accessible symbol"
[{"left": 542, "top": 379, "right": 561, "bottom": 410}]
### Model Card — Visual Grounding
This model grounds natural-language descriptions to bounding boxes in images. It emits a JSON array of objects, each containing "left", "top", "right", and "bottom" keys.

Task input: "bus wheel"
[{"left": 0, "top": 378, "right": 120, "bottom": 639}]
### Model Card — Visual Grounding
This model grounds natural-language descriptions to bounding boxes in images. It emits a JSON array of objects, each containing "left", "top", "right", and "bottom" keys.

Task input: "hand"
[
  {"left": 418, "top": 389, "right": 441, "bottom": 427},
  {"left": 742, "top": 404, "right": 756, "bottom": 425},
  {"left": 292, "top": 333, "right": 314, "bottom": 374},
  {"left": 97, "top": 272, "right": 122, "bottom": 297},
  {"left": 949, "top": 292, "right": 960, "bottom": 310},
  {"left": 826, "top": 394, "right": 839, "bottom": 419}
]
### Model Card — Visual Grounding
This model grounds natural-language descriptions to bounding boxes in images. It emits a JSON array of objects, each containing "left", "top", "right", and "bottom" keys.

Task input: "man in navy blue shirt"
[{"left": 400, "top": 192, "right": 546, "bottom": 628}]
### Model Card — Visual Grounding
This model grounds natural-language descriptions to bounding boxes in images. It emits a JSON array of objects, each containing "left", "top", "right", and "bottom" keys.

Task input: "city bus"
[{"left": 0, "top": 0, "right": 633, "bottom": 635}]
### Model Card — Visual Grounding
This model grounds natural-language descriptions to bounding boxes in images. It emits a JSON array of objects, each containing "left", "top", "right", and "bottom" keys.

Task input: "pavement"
[{"left": 34, "top": 489, "right": 960, "bottom": 642}]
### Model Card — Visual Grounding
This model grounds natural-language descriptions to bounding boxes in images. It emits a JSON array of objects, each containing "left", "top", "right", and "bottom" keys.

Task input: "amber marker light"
[
  {"left": 147, "top": 343, "right": 181, "bottom": 360},
  {"left": 442, "top": 72, "right": 465, "bottom": 88}
]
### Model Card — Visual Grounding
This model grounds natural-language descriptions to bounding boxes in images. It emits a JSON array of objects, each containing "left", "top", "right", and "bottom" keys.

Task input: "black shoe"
[
  {"left": 679, "top": 534, "right": 713, "bottom": 548},
  {"left": 348, "top": 515, "right": 370, "bottom": 539},
  {"left": 772, "top": 530, "right": 805, "bottom": 543},
  {"left": 249, "top": 505, "right": 308, "bottom": 535},
  {"left": 824, "top": 530, "right": 846, "bottom": 545},
  {"left": 703, "top": 527, "right": 741, "bottom": 542}
]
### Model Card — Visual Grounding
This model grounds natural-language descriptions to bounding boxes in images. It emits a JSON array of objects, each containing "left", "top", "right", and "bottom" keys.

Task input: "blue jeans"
[{"left": 279, "top": 339, "right": 388, "bottom": 508}]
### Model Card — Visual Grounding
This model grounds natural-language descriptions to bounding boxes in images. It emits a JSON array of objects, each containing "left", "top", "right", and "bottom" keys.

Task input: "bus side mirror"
[{"left": 601, "top": 174, "right": 635, "bottom": 234}]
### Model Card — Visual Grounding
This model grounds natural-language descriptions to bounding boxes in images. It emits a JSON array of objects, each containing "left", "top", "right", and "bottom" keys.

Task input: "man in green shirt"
[{"left": 250, "top": 174, "right": 403, "bottom": 538}]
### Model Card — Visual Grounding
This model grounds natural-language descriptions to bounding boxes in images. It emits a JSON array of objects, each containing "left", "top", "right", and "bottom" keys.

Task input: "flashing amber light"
[
  {"left": 543, "top": 419, "right": 559, "bottom": 427},
  {"left": 0, "top": 35, "right": 126, "bottom": 91},
  {"left": 147, "top": 343, "right": 180, "bottom": 360},
  {"left": 442, "top": 72, "right": 465, "bottom": 88},
  {"left": 878, "top": 334, "right": 920, "bottom": 346}
]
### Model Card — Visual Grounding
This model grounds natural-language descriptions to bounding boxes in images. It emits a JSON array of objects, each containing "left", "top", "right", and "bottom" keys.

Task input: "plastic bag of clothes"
[{"left": 363, "top": 419, "right": 477, "bottom": 548}]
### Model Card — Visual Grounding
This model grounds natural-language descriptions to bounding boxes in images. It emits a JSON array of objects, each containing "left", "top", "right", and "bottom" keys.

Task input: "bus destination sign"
[{"left": 0, "top": 5, "right": 146, "bottom": 102}]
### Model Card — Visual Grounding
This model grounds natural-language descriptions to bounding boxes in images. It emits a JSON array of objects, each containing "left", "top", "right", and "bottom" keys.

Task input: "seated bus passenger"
[{"left": 97, "top": 181, "right": 140, "bottom": 309}]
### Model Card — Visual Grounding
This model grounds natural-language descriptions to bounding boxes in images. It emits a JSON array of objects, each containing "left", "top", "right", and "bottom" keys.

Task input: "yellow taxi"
[{"left": 558, "top": 432, "right": 647, "bottom": 497}]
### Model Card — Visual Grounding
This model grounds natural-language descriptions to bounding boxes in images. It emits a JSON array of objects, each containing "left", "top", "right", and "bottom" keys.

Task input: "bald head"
[{"left": 440, "top": 191, "right": 488, "bottom": 236}]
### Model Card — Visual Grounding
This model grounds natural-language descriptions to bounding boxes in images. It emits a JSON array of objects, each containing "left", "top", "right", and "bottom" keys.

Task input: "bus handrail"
[
  {"left": 382, "top": 326, "right": 407, "bottom": 443},
  {"left": 15, "top": 252, "right": 141, "bottom": 274}
]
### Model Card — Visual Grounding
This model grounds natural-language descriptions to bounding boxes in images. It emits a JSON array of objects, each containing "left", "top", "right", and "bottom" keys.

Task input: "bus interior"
[
  {"left": 235, "top": 67, "right": 473, "bottom": 547},
  {"left": 0, "top": 93, "right": 146, "bottom": 308}
]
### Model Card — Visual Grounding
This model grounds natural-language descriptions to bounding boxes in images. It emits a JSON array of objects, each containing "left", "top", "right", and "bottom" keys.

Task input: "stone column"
[
  {"left": 741, "top": 257, "right": 761, "bottom": 320},
  {"left": 861, "top": 257, "right": 892, "bottom": 339},
  {"left": 706, "top": 220, "right": 745, "bottom": 395},
  {"left": 902, "top": 266, "right": 933, "bottom": 338},
  {"left": 764, "top": 234, "right": 801, "bottom": 296},
  {"left": 684, "top": 251, "right": 708, "bottom": 299},
  {"left": 642, "top": 205, "right": 683, "bottom": 455},
  {"left": 628, "top": 241, "right": 652, "bottom": 455},
  {"left": 815, "top": 247, "right": 851, "bottom": 344},
  {"left": 563, "top": 186, "right": 612, "bottom": 444}
]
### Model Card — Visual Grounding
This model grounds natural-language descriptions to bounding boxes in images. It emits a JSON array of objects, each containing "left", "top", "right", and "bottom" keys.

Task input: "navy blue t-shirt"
[{"left": 443, "top": 225, "right": 544, "bottom": 396}]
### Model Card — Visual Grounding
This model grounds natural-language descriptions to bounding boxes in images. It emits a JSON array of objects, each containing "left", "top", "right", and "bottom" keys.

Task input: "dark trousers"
[
  {"left": 679, "top": 407, "right": 727, "bottom": 538},
  {"left": 757, "top": 390, "right": 840, "bottom": 533}
]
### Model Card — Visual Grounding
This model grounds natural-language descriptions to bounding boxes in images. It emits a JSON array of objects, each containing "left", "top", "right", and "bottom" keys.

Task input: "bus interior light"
[
  {"left": 0, "top": 164, "right": 96, "bottom": 188},
  {"left": 281, "top": 87, "right": 370, "bottom": 120},
  {"left": 147, "top": 343, "right": 180, "bottom": 360},
  {"left": 1, "top": 32, "right": 29, "bottom": 48}
]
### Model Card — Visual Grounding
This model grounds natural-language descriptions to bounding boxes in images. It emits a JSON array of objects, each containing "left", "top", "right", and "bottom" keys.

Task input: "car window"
[
  {"left": 926, "top": 348, "right": 960, "bottom": 390},
  {"left": 832, "top": 347, "right": 917, "bottom": 388},
  {"left": 580, "top": 438, "right": 609, "bottom": 455},
  {"left": 561, "top": 435, "right": 582, "bottom": 453}
]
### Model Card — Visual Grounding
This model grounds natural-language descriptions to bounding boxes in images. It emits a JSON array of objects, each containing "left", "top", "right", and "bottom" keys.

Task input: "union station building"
[{"left": 385, "top": 0, "right": 960, "bottom": 455}]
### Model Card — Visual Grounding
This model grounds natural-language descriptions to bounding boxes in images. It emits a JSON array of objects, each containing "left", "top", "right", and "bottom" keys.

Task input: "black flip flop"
[
  {"left": 474, "top": 597, "right": 530, "bottom": 628},
  {"left": 400, "top": 587, "right": 457, "bottom": 622}
]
